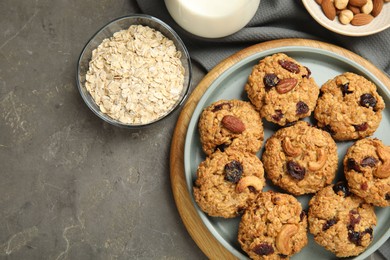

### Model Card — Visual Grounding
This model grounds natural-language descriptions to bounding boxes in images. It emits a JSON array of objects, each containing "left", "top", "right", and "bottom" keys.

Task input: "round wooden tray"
[{"left": 169, "top": 38, "right": 390, "bottom": 259}]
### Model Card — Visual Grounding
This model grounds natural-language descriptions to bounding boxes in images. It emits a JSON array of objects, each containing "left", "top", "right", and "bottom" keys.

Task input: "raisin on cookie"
[
  {"left": 314, "top": 72, "right": 385, "bottom": 141},
  {"left": 193, "top": 148, "right": 265, "bottom": 218},
  {"left": 238, "top": 191, "right": 308, "bottom": 259},
  {"left": 245, "top": 53, "right": 319, "bottom": 126},
  {"left": 198, "top": 99, "right": 264, "bottom": 155},
  {"left": 308, "top": 182, "right": 377, "bottom": 257},
  {"left": 262, "top": 121, "right": 338, "bottom": 195},
  {"left": 344, "top": 138, "right": 390, "bottom": 207}
]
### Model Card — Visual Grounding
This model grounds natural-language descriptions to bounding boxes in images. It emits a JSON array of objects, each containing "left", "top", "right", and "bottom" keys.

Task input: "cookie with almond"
[
  {"left": 245, "top": 53, "right": 320, "bottom": 126},
  {"left": 198, "top": 99, "right": 264, "bottom": 155}
]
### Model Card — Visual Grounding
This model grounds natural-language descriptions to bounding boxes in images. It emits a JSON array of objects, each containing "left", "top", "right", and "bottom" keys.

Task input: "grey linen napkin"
[
  {"left": 136, "top": 0, "right": 390, "bottom": 75},
  {"left": 136, "top": 0, "right": 389, "bottom": 259}
]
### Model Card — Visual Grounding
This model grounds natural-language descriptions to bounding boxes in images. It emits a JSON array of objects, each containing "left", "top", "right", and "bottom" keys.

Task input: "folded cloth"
[
  {"left": 136, "top": 0, "right": 389, "bottom": 76},
  {"left": 379, "top": 240, "right": 390, "bottom": 259},
  {"left": 136, "top": 0, "right": 390, "bottom": 257}
]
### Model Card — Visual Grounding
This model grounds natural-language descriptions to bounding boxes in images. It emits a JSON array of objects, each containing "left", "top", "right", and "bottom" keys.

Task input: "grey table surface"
[{"left": 0, "top": 0, "right": 388, "bottom": 259}]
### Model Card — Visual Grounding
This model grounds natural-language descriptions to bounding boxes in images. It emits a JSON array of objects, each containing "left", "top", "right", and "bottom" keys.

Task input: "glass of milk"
[{"left": 164, "top": 0, "right": 261, "bottom": 38}]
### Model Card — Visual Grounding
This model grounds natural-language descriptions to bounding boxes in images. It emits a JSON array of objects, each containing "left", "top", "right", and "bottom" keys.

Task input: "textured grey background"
[
  {"left": 0, "top": 0, "right": 388, "bottom": 259},
  {"left": 0, "top": 0, "right": 205, "bottom": 259}
]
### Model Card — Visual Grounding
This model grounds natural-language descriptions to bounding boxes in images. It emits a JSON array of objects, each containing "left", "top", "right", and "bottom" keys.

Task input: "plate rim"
[{"left": 170, "top": 38, "right": 390, "bottom": 260}]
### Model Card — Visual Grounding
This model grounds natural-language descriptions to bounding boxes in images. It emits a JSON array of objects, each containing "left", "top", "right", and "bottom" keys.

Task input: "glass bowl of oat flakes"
[{"left": 77, "top": 14, "right": 192, "bottom": 127}]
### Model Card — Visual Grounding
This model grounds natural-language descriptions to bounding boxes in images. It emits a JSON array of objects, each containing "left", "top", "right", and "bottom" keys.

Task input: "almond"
[
  {"left": 321, "top": 0, "right": 337, "bottom": 20},
  {"left": 371, "top": 0, "right": 384, "bottom": 17},
  {"left": 221, "top": 115, "right": 245, "bottom": 133},
  {"left": 349, "top": 0, "right": 368, "bottom": 6},
  {"left": 276, "top": 78, "right": 298, "bottom": 94},
  {"left": 351, "top": 13, "right": 374, "bottom": 25},
  {"left": 348, "top": 4, "right": 362, "bottom": 14}
]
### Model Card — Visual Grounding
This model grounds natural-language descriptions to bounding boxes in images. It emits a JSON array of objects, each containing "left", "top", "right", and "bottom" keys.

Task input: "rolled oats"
[{"left": 85, "top": 24, "right": 185, "bottom": 125}]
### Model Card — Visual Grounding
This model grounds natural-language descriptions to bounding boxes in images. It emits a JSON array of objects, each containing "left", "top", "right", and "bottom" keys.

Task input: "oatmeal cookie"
[
  {"left": 344, "top": 138, "right": 390, "bottom": 207},
  {"left": 308, "top": 182, "right": 377, "bottom": 257},
  {"left": 314, "top": 72, "right": 385, "bottom": 141},
  {"left": 238, "top": 191, "right": 308, "bottom": 259},
  {"left": 193, "top": 149, "right": 265, "bottom": 218},
  {"left": 245, "top": 53, "right": 319, "bottom": 126},
  {"left": 261, "top": 121, "right": 338, "bottom": 195},
  {"left": 198, "top": 99, "right": 264, "bottom": 156}
]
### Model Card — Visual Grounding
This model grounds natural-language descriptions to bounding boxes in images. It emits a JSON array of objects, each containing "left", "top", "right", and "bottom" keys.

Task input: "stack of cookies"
[{"left": 193, "top": 53, "right": 388, "bottom": 259}]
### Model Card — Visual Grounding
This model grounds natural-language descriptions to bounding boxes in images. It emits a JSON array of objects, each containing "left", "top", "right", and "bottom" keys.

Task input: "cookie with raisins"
[
  {"left": 308, "top": 182, "right": 377, "bottom": 257},
  {"left": 198, "top": 99, "right": 263, "bottom": 156},
  {"left": 245, "top": 53, "right": 319, "bottom": 126},
  {"left": 261, "top": 121, "right": 338, "bottom": 195},
  {"left": 344, "top": 138, "right": 390, "bottom": 207},
  {"left": 314, "top": 72, "right": 385, "bottom": 141},
  {"left": 238, "top": 191, "right": 308, "bottom": 259},
  {"left": 193, "top": 148, "right": 265, "bottom": 218}
]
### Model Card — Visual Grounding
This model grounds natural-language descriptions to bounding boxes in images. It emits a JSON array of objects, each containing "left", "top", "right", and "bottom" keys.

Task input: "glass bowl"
[{"left": 76, "top": 14, "right": 192, "bottom": 128}]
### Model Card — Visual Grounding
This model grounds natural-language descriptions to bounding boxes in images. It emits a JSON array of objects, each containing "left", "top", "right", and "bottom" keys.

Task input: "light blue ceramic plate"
[{"left": 184, "top": 46, "right": 390, "bottom": 260}]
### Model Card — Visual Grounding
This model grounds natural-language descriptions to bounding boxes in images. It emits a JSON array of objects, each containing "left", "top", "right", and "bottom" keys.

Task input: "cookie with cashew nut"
[
  {"left": 245, "top": 53, "right": 320, "bottom": 126},
  {"left": 238, "top": 191, "right": 308, "bottom": 259},
  {"left": 261, "top": 121, "right": 338, "bottom": 195},
  {"left": 314, "top": 72, "right": 385, "bottom": 141},
  {"left": 198, "top": 99, "right": 264, "bottom": 156},
  {"left": 308, "top": 182, "right": 377, "bottom": 257},
  {"left": 344, "top": 138, "right": 390, "bottom": 207},
  {"left": 193, "top": 148, "right": 265, "bottom": 218}
]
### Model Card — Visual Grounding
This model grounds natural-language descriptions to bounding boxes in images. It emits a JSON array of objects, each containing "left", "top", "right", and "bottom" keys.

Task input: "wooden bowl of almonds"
[
  {"left": 77, "top": 14, "right": 192, "bottom": 127},
  {"left": 302, "top": 0, "right": 390, "bottom": 36}
]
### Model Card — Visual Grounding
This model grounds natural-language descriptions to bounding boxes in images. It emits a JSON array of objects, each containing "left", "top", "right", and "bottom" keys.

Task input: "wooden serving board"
[{"left": 169, "top": 38, "right": 390, "bottom": 259}]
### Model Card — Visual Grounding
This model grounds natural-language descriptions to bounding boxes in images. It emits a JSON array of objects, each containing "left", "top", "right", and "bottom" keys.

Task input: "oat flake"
[{"left": 85, "top": 24, "right": 185, "bottom": 124}]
